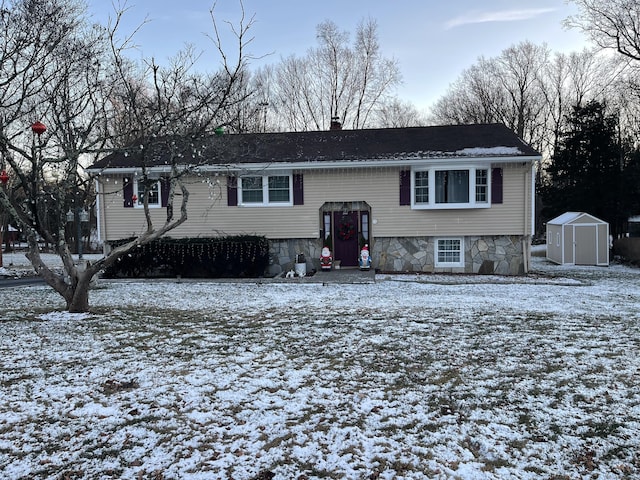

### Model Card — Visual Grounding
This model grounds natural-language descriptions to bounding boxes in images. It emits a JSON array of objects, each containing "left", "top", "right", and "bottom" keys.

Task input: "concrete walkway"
[
  {"left": 309, "top": 267, "right": 375, "bottom": 284},
  {"left": 267, "top": 267, "right": 376, "bottom": 284}
]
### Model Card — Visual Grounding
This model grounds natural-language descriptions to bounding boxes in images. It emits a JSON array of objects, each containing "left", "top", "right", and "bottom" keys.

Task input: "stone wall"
[
  {"left": 372, "top": 235, "right": 528, "bottom": 275},
  {"left": 269, "top": 235, "right": 529, "bottom": 276},
  {"left": 467, "top": 235, "right": 528, "bottom": 275},
  {"left": 267, "top": 239, "right": 323, "bottom": 277}
]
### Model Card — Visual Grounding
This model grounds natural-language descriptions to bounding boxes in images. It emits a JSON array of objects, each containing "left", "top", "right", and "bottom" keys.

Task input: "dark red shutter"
[
  {"left": 227, "top": 176, "right": 238, "bottom": 206},
  {"left": 293, "top": 174, "right": 304, "bottom": 205},
  {"left": 160, "top": 177, "right": 170, "bottom": 207},
  {"left": 123, "top": 177, "right": 134, "bottom": 208},
  {"left": 399, "top": 170, "right": 411, "bottom": 206},
  {"left": 491, "top": 168, "right": 503, "bottom": 204}
]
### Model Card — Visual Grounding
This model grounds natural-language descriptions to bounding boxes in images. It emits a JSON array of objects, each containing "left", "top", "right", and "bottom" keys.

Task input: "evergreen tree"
[{"left": 541, "top": 100, "right": 637, "bottom": 236}]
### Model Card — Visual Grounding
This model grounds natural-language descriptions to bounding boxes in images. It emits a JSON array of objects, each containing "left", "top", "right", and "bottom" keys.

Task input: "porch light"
[
  {"left": 79, "top": 208, "right": 89, "bottom": 223},
  {"left": 67, "top": 207, "right": 90, "bottom": 260}
]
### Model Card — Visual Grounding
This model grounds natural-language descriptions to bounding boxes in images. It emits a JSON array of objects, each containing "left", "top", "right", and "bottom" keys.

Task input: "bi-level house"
[{"left": 88, "top": 123, "right": 540, "bottom": 275}]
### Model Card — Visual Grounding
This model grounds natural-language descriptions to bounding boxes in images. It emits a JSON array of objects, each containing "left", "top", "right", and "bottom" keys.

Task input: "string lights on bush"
[{"left": 104, "top": 236, "right": 269, "bottom": 278}]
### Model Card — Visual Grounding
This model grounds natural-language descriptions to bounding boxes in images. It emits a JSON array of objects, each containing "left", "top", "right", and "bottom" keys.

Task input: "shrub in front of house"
[{"left": 102, "top": 236, "right": 269, "bottom": 278}]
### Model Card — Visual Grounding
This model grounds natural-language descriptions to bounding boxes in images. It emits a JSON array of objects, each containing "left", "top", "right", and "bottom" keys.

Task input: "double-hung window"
[
  {"left": 412, "top": 166, "right": 490, "bottom": 209},
  {"left": 135, "top": 179, "right": 161, "bottom": 208},
  {"left": 414, "top": 171, "right": 429, "bottom": 203},
  {"left": 239, "top": 174, "right": 292, "bottom": 206},
  {"left": 475, "top": 169, "right": 488, "bottom": 203},
  {"left": 435, "top": 238, "right": 464, "bottom": 267}
]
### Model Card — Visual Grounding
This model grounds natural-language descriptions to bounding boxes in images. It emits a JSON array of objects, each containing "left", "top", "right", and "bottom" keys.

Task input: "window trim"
[
  {"left": 238, "top": 172, "right": 294, "bottom": 207},
  {"left": 435, "top": 237, "right": 465, "bottom": 268},
  {"left": 134, "top": 179, "right": 162, "bottom": 208},
  {"left": 411, "top": 166, "right": 491, "bottom": 209}
]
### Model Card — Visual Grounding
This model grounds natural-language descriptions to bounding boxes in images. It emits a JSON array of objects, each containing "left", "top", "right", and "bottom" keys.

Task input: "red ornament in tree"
[
  {"left": 0, "top": 170, "right": 8, "bottom": 185},
  {"left": 31, "top": 121, "right": 47, "bottom": 135}
]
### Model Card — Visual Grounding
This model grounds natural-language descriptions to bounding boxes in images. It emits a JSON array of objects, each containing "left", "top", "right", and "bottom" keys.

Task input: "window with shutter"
[
  {"left": 237, "top": 173, "right": 294, "bottom": 206},
  {"left": 409, "top": 167, "right": 491, "bottom": 209}
]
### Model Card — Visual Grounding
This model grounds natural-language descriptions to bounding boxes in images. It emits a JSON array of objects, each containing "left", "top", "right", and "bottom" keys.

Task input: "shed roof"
[
  {"left": 548, "top": 212, "right": 608, "bottom": 225},
  {"left": 89, "top": 123, "right": 540, "bottom": 170}
]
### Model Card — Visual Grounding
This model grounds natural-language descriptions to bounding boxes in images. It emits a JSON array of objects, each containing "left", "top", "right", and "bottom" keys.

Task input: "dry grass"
[{"left": 1, "top": 266, "right": 639, "bottom": 479}]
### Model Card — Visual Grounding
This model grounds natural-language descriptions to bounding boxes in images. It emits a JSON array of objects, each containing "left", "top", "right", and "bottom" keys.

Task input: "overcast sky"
[{"left": 86, "top": 0, "right": 590, "bottom": 113}]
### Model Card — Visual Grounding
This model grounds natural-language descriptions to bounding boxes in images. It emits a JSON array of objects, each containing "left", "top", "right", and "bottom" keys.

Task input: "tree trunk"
[{"left": 66, "top": 269, "right": 93, "bottom": 313}]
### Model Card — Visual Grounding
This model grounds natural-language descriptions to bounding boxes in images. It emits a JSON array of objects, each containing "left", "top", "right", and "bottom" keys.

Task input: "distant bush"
[
  {"left": 613, "top": 237, "right": 640, "bottom": 266},
  {"left": 102, "top": 236, "right": 269, "bottom": 278}
]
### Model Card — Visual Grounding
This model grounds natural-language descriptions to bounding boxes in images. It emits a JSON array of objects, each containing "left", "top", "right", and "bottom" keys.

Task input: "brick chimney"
[{"left": 330, "top": 116, "right": 342, "bottom": 130}]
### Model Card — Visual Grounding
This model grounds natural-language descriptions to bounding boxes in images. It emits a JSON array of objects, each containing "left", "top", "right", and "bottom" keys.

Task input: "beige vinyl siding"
[
  {"left": 302, "top": 164, "right": 531, "bottom": 237},
  {"left": 97, "top": 162, "right": 532, "bottom": 241},
  {"left": 98, "top": 175, "right": 322, "bottom": 240}
]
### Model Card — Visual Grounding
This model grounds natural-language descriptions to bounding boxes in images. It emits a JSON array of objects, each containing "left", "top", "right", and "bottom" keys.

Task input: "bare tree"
[
  {"left": 430, "top": 58, "right": 509, "bottom": 126},
  {"left": 374, "top": 98, "right": 426, "bottom": 128},
  {"left": 428, "top": 41, "right": 633, "bottom": 160},
  {"left": 0, "top": 0, "right": 253, "bottom": 312},
  {"left": 565, "top": 0, "right": 640, "bottom": 133},
  {"left": 494, "top": 42, "right": 550, "bottom": 141},
  {"left": 567, "top": 0, "right": 640, "bottom": 61},
  {"left": 430, "top": 42, "right": 550, "bottom": 152},
  {"left": 254, "top": 18, "right": 401, "bottom": 131},
  {"left": 538, "top": 48, "right": 624, "bottom": 156},
  {"left": 0, "top": 0, "right": 114, "bottom": 306}
]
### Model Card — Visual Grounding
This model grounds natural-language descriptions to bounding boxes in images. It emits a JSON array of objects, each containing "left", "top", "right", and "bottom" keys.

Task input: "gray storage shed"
[{"left": 546, "top": 212, "right": 609, "bottom": 266}]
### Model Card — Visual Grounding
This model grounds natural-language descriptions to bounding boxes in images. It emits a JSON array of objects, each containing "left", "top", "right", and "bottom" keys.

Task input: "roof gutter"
[{"left": 88, "top": 155, "right": 541, "bottom": 175}]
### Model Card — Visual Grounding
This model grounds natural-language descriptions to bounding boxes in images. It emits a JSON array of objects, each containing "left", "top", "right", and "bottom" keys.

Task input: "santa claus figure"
[
  {"left": 320, "top": 246, "right": 333, "bottom": 270},
  {"left": 359, "top": 244, "right": 371, "bottom": 270}
]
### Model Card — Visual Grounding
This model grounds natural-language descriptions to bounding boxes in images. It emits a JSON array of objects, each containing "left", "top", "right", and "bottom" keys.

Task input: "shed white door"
[{"left": 575, "top": 225, "right": 597, "bottom": 265}]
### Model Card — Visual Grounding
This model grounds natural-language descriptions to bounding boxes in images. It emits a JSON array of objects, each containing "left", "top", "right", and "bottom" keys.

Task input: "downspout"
[
  {"left": 94, "top": 178, "right": 105, "bottom": 254},
  {"left": 522, "top": 163, "right": 535, "bottom": 274},
  {"left": 531, "top": 162, "right": 536, "bottom": 239}
]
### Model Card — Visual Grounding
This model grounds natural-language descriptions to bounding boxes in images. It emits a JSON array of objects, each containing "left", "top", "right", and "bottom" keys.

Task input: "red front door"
[{"left": 333, "top": 211, "right": 359, "bottom": 266}]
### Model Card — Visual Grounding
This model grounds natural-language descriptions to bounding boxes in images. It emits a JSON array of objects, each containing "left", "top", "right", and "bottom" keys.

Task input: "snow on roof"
[
  {"left": 90, "top": 124, "right": 540, "bottom": 170},
  {"left": 455, "top": 146, "right": 522, "bottom": 156},
  {"left": 548, "top": 212, "right": 607, "bottom": 225},
  {"left": 548, "top": 211, "right": 583, "bottom": 224}
]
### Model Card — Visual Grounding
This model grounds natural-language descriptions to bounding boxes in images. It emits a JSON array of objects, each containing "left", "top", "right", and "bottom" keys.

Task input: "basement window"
[{"left": 435, "top": 238, "right": 464, "bottom": 267}]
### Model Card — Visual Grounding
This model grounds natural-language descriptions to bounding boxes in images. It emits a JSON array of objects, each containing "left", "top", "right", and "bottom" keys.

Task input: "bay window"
[
  {"left": 435, "top": 170, "right": 469, "bottom": 203},
  {"left": 412, "top": 166, "right": 490, "bottom": 209}
]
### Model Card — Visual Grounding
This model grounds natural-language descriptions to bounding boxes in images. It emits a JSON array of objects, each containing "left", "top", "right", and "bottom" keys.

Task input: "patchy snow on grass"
[{"left": 0, "top": 255, "right": 639, "bottom": 479}]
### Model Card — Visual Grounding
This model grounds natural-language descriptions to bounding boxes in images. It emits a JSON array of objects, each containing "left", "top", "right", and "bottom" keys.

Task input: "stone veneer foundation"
[
  {"left": 269, "top": 235, "right": 529, "bottom": 276},
  {"left": 372, "top": 236, "right": 528, "bottom": 275}
]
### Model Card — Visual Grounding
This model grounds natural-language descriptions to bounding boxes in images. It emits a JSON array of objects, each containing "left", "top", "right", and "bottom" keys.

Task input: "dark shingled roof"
[{"left": 89, "top": 123, "right": 540, "bottom": 170}]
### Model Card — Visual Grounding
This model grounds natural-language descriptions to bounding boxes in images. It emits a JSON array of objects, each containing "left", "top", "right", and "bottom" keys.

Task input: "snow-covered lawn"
[{"left": 1, "top": 252, "right": 639, "bottom": 479}]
